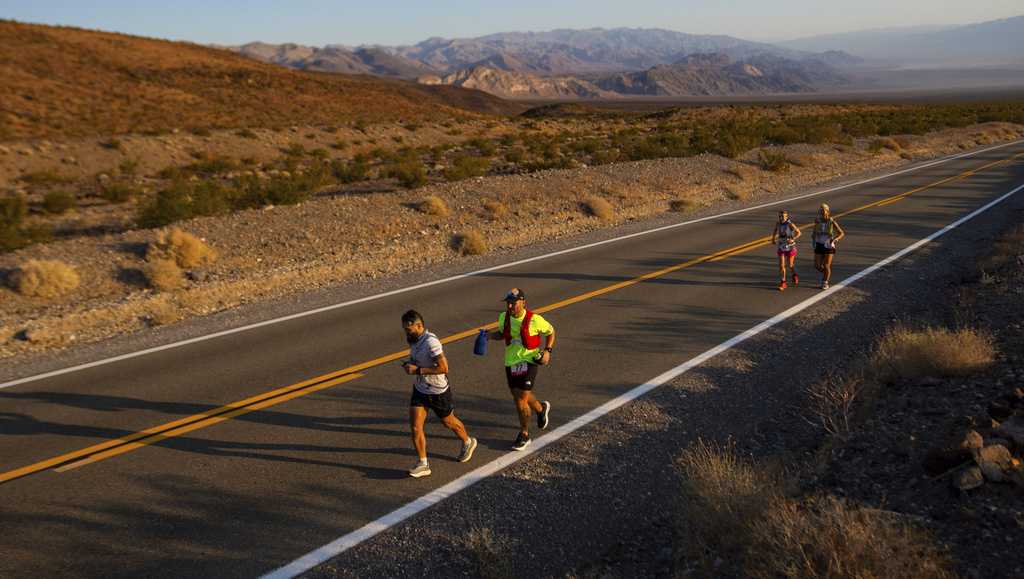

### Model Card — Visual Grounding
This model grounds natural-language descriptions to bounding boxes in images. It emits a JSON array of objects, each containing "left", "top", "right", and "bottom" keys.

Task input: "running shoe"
[
  {"left": 792, "top": 273, "right": 799, "bottom": 286},
  {"left": 408, "top": 462, "right": 431, "bottom": 478},
  {"left": 457, "top": 437, "right": 478, "bottom": 463},
  {"left": 778, "top": 280, "right": 787, "bottom": 291},
  {"left": 511, "top": 432, "right": 532, "bottom": 451},
  {"left": 822, "top": 281, "right": 830, "bottom": 290},
  {"left": 538, "top": 401, "right": 551, "bottom": 430}
]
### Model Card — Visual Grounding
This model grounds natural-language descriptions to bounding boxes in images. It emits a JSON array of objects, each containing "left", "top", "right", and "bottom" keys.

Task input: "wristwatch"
[{"left": 544, "top": 347, "right": 553, "bottom": 353}]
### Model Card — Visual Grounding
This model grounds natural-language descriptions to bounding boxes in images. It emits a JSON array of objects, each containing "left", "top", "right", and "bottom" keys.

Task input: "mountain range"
[{"left": 236, "top": 27, "right": 859, "bottom": 99}]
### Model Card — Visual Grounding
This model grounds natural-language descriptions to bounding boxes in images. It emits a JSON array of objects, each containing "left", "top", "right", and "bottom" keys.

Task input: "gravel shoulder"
[
  {"left": 296, "top": 169, "right": 1024, "bottom": 578},
  {"left": 2, "top": 126, "right": 1021, "bottom": 382}
]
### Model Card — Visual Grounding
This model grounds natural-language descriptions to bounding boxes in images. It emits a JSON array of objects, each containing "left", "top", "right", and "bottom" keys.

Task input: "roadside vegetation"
[
  {"left": 675, "top": 439, "right": 954, "bottom": 578},
  {"left": 6, "top": 101, "right": 1024, "bottom": 251}
]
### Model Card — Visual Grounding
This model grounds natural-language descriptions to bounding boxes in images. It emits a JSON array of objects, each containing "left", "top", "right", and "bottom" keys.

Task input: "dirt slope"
[{"left": 0, "top": 20, "right": 519, "bottom": 140}]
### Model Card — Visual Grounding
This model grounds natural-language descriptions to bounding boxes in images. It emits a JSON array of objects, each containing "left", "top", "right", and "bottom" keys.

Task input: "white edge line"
[
  {"left": 260, "top": 179, "right": 1024, "bottom": 579},
  {"left": 2, "top": 139, "right": 1021, "bottom": 390}
]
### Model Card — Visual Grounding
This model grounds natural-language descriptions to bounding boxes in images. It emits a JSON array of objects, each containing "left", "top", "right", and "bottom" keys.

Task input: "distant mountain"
[
  {"left": 392, "top": 28, "right": 815, "bottom": 75},
  {"left": 780, "top": 16, "right": 1024, "bottom": 66},
  {"left": 418, "top": 67, "right": 614, "bottom": 99},
  {"left": 234, "top": 42, "right": 436, "bottom": 78},
  {"left": 593, "top": 53, "right": 848, "bottom": 96},
  {"left": 233, "top": 28, "right": 861, "bottom": 98}
]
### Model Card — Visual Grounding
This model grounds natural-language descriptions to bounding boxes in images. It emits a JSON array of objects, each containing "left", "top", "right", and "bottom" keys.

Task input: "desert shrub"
[
  {"left": 353, "top": 119, "right": 369, "bottom": 133},
  {"left": 747, "top": 496, "right": 954, "bottom": 579},
  {"left": 467, "top": 138, "right": 497, "bottom": 156},
  {"left": 145, "top": 298, "right": 181, "bottom": 326},
  {"left": 235, "top": 128, "right": 258, "bottom": 139},
  {"left": 1, "top": 195, "right": 50, "bottom": 251},
  {"left": 391, "top": 135, "right": 404, "bottom": 144},
  {"left": 309, "top": 148, "right": 329, "bottom": 160},
  {"left": 872, "top": 326, "right": 995, "bottom": 380},
  {"left": 676, "top": 439, "right": 782, "bottom": 568},
  {"left": 136, "top": 180, "right": 233, "bottom": 228},
  {"left": 444, "top": 156, "right": 490, "bottom": 181},
  {"left": 504, "top": 147, "right": 526, "bottom": 163},
  {"left": 42, "top": 191, "right": 76, "bottom": 214},
  {"left": 283, "top": 143, "right": 307, "bottom": 158},
  {"left": 452, "top": 230, "right": 487, "bottom": 255},
  {"left": 582, "top": 196, "right": 614, "bottom": 220},
  {"left": 725, "top": 187, "right": 749, "bottom": 201},
  {"left": 99, "top": 182, "right": 140, "bottom": 203},
  {"left": 804, "top": 372, "right": 867, "bottom": 441},
  {"left": 404, "top": 123, "right": 420, "bottom": 132},
  {"left": 676, "top": 439, "right": 954, "bottom": 579},
  {"left": 979, "top": 224, "right": 1024, "bottom": 271},
  {"left": 417, "top": 195, "right": 449, "bottom": 217},
  {"left": 482, "top": 200, "right": 507, "bottom": 220},
  {"left": 384, "top": 160, "right": 428, "bottom": 189},
  {"left": 670, "top": 199, "right": 697, "bottom": 213},
  {"left": 143, "top": 257, "right": 184, "bottom": 291},
  {"left": 149, "top": 227, "right": 216, "bottom": 268},
  {"left": 330, "top": 158, "right": 369, "bottom": 184},
  {"left": 758, "top": 149, "right": 790, "bottom": 172},
  {"left": 119, "top": 158, "right": 140, "bottom": 177},
  {"left": 12, "top": 259, "right": 80, "bottom": 299},
  {"left": 723, "top": 164, "right": 752, "bottom": 181},
  {"left": 190, "top": 127, "right": 212, "bottom": 137},
  {"left": 19, "top": 170, "right": 71, "bottom": 187},
  {"left": 330, "top": 140, "right": 348, "bottom": 150}
]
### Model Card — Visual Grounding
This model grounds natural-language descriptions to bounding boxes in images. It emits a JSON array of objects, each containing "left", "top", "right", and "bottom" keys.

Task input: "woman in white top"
[
  {"left": 771, "top": 209, "right": 801, "bottom": 291},
  {"left": 812, "top": 203, "right": 845, "bottom": 289}
]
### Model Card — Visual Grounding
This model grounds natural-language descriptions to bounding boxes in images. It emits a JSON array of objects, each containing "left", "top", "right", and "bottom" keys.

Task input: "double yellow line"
[{"left": 2, "top": 150, "right": 1021, "bottom": 485}]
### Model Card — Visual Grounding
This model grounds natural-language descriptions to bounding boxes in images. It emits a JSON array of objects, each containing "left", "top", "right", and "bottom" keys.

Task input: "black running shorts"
[
  {"left": 814, "top": 243, "right": 836, "bottom": 255},
  {"left": 410, "top": 387, "right": 454, "bottom": 418},
  {"left": 505, "top": 362, "right": 539, "bottom": 391}
]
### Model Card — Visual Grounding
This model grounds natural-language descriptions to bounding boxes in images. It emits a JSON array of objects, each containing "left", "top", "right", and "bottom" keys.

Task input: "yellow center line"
[{"left": 1, "top": 150, "right": 1021, "bottom": 484}]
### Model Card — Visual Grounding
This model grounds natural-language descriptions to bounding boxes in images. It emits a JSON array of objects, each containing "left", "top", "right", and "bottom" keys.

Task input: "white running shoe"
[
  {"left": 408, "top": 461, "right": 431, "bottom": 478},
  {"left": 457, "top": 437, "right": 478, "bottom": 463}
]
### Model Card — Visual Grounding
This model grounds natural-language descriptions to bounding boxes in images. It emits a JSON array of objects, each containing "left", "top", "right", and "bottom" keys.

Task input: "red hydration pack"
[{"left": 503, "top": 309, "right": 541, "bottom": 349}]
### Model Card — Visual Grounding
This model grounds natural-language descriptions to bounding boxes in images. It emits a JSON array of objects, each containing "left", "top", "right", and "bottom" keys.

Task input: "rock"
[
  {"left": 994, "top": 416, "right": 1024, "bottom": 450},
  {"left": 974, "top": 444, "right": 1013, "bottom": 483},
  {"left": 923, "top": 429, "right": 982, "bottom": 475},
  {"left": 954, "top": 466, "right": 984, "bottom": 491}
]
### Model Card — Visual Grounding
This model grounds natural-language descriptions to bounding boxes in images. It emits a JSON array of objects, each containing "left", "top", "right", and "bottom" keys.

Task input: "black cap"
[{"left": 503, "top": 288, "right": 525, "bottom": 303}]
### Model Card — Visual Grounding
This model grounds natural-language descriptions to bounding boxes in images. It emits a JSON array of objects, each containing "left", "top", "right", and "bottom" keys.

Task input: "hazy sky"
[{"left": 2, "top": 0, "right": 1021, "bottom": 46}]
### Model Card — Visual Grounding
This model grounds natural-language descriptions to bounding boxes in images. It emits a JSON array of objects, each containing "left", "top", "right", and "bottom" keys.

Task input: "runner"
[
  {"left": 771, "top": 209, "right": 802, "bottom": 291},
  {"left": 812, "top": 203, "right": 845, "bottom": 289},
  {"left": 401, "top": 310, "right": 477, "bottom": 478},
  {"left": 488, "top": 288, "right": 555, "bottom": 451}
]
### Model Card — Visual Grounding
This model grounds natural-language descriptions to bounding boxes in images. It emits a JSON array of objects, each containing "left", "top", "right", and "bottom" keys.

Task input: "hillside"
[{"left": 0, "top": 20, "right": 517, "bottom": 141}]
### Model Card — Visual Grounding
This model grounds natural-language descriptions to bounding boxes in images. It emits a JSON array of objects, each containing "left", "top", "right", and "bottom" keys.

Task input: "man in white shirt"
[{"left": 402, "top": 309, "right": 477, "bottom": 478}]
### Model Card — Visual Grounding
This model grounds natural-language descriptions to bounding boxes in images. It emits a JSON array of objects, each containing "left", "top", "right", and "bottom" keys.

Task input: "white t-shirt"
[{"left": 410, "top": 331, "right": 449, "bottom": 395}]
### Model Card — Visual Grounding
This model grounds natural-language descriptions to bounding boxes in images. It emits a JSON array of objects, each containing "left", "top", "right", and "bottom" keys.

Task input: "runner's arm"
[
  {"left": 833, "top": 220, "right": 845, "bottom": 242},
  {"left": 791, "top": 224, "right": 802, "bottom": 240},
  {"left": 407, "top": 352, "right": 449, "bottom": 375}
]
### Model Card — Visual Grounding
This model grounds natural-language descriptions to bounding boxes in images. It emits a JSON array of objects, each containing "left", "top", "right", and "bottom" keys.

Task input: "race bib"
[{"left": 510, "top": 362, "right": 529, "bottom": 376}]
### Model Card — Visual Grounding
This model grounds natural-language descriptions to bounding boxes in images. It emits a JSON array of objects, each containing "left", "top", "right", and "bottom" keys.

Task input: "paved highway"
[{"left": 2, "top": 141, "right": 1023, "bottom": 577}]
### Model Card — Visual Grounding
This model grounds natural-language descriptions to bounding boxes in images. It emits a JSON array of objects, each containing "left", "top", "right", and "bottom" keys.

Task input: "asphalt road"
[{"left": 2, "top": 141, "right": 1023, "bottom": 578}]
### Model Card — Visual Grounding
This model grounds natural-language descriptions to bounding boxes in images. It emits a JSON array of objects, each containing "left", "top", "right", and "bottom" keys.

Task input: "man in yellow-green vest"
[{"left": 489, "top": 288, "right": 556, "bottom": 451}]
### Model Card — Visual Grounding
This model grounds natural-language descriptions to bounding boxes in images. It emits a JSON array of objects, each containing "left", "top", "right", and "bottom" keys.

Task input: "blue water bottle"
[{"left": 473, "top": 329, "right": 488, "bottom": 356}]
